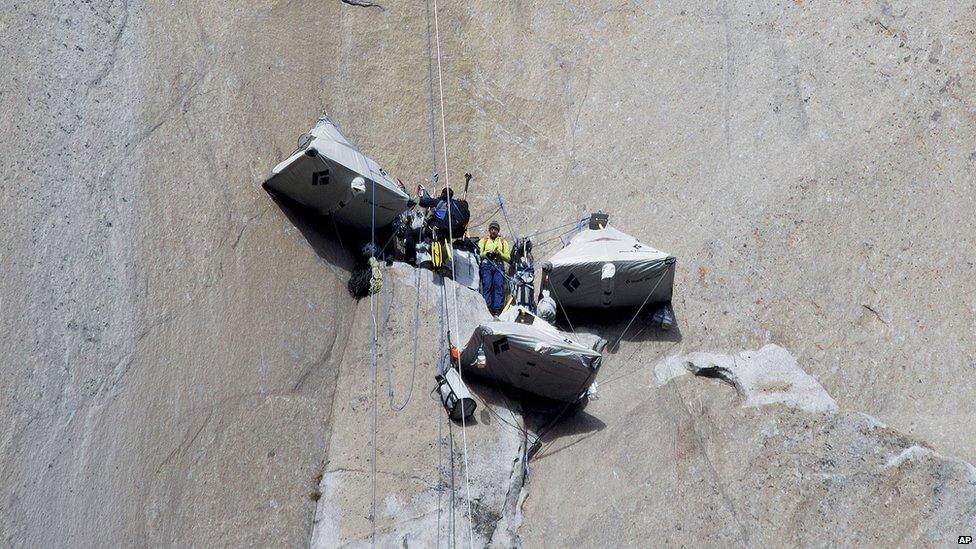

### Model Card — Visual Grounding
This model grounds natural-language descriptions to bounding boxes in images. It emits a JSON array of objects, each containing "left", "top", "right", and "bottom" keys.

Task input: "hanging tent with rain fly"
[
  {"left": 541, "top": 214, "right": 675, "bottom": 309},
  {"left": 460, "top": 306, "right": 603, "bottom": 402},
  {"left": 263, "top": 115, "right": 411, "bottom": 230}
]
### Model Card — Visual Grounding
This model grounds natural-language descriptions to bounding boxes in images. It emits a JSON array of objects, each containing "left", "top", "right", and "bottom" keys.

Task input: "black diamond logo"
[
  {"left": 633, "top": 243, "right": 642, "bottom": 250},
  {"left": 562, "top": 274, "right": 581, "bottom": 293},
  {"left": 492, "top": 337, "right": 510, "bottom": 355},
  {"left": 312, "top": 170, "right": 330, "bottom": 186}
]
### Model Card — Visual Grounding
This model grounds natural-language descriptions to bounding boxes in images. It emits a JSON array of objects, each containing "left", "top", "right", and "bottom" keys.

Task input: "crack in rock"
[
  {"left": 90, "top": 0, "right": 131, "bottom": 87},
  {"left": 340, "top": 0, "right": 385, "bottom": 10}
]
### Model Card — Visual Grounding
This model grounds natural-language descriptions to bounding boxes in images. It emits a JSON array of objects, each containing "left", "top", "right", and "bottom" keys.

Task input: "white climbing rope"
[
  {"left": 423, "top": 1, "right": 451, "bottom": 546},
  {"left": 430, "top": 0, "right": 476, "bottom": 546},
  {"left": 368, "top": 179, "right": 379, "bottom": 548}
]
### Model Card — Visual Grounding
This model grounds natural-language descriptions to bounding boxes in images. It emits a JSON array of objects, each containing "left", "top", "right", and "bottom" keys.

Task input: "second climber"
[{"left": 478, "top": 221, "right": 510, "bottom": 315}]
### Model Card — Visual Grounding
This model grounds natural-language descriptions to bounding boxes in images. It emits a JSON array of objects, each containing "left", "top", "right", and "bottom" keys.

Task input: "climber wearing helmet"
[{"left": 478, "top": 221, "right": 510, "bottom": 315}]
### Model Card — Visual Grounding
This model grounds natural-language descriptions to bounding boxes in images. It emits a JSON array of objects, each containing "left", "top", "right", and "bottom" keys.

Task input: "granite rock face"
[
  {"left": 655, "top": 344, "right": 839, "bottom": 413},
  {"left": 1, "top": 1, "right": 362, "bottom": 545},
  {"left": 523, "top": 346, "right": 976, "bottom": 547},
  {"left": 309, "top": 265, "right": 524, "bottom": 548},
  {"left": 3, "top": 0, "right": 976, "bottom": 546}
]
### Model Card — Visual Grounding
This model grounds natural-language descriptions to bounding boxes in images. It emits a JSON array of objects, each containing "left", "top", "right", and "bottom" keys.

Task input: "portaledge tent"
[
  {"left": 542, "top": 221, "right": 675, "bottom": 309},
  {"left": 263, "top": 115, "right": 410, "bottom": 229},
  {"left": 460, "top": 306, "right": 602, "bottom": 402}
]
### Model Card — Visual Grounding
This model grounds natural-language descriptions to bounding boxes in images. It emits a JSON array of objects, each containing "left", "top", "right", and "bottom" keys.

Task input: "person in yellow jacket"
[{"left": 478, "top": 221, "right": 510, "bottom": 314}]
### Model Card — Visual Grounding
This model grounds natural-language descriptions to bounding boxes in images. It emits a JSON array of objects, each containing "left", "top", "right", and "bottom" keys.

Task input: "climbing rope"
[
  {"left": 420, "top": 2, "right": 459, "bottom": 543},
  {"left": 434, "top": 276, "right": 454, "bottom": 547},
  {"left": 530, "top": 344, "right": 675, "bottom": 461},
  {"left": 435, "top": 282, "right": 460, "bottom": 548},
  {"left": 608, "top": 264, "right": 670, "bottom": 351},
  {"left": 384, "top": 264, "right": 422, "bottom": 411},
  {"left": 517, "top": 257, "right": 673, "bottom": 461},
  {"left": 329, "top": 211, "right": 349, "bottom": 254},
  {"left": 531, "top": 219, "right": 589, "bottom": 253},
  {"left": 436, "top": 392, "right": 444, "bottom": 549},
  {"left": 522, "top": 216, "right": 589, "bottom": 240},
  {"left": 465, "top": 204, "right": 502, "bottom": 232},
  {"left": 479, "top": 374, "right": 530, "bottom": 439},
  {"left": 535, "top": 277, "right": 678, "bottom": 455},
  {"left": 544, "top": 274, "right": 580, "bottom": 338},
  {"left": 368, "top": 257, "right": 383, "bottom": 295},
  {"left": 368, "top": 179, "right": 379, "bottom": 548},
  {"left": 599, "top": 339, "right": 682, "bottom": 388},
  {"left": 585, "top": 269, "right": 675, "bottom": 388},
  {"left": 304, "top": 44, "right": 388, "bottom": 549},
  {"left": 424, "top": 0, "right": 438, "bottom": 181},
  {"left": 448, "top": 416, "right": 457, "bottom": 547},
  {"left": 496, "top": 192, "right": 521, "bottom": 241},
  {"left": 430, "top": 0, "right": 476, "bottom": 545}
]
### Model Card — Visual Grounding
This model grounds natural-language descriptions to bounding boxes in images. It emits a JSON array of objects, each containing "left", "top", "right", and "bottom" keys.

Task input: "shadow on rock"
[
  {"left": 463, "top": 373, "right": 606, "bottom": 453},
  {"left": 263, "top": 185, "right": 358, "bottom": 274},
  {"left": 558, "top": 305, "right": 683, "bottom": 352},
  {"left": 535, "top": 407, "right": 606, "bottom": 438},
  {"left": 526, "top": 408, "right": 607, "bottom": 461}
]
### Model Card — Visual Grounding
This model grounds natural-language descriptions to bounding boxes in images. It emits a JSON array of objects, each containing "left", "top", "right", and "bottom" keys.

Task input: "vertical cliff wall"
[
  {"left": 2, "top": 1, "right": 364, "bottom": 545},
  {"left": 2, "top": 0, "right": 975, "bottom": 545}
]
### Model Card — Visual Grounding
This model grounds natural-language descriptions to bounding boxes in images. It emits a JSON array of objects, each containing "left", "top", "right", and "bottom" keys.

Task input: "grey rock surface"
[
  {"left": 3, "top": 0, "right": 976, "bottom": 546},
  {"left": 1, "top": 0, "right": 361, "bottom": 545},
  {"left": 522, "top": 346, "right": 976, "bottom": 547},
  {"left": 655, "top": 344, "right": 838, "bottom": 413},
  {"left": 310, "top": 265, "right": 523, "bottom": 548}
]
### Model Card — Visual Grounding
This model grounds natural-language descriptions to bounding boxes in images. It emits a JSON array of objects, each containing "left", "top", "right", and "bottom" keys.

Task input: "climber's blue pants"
[{"left": 480, "top": 261, "right": 506, "bottom": 312}]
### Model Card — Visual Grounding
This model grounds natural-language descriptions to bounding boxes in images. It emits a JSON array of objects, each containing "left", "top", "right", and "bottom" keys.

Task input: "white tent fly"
[
  {"left": 541, "top": 219, "right": 675, "bottom": 309},
  {"left": 263, "top": 115, "right": 410, "bottom": 229},
  {"left": 460, "top": 306, "right": 602, "bottom": 402}
]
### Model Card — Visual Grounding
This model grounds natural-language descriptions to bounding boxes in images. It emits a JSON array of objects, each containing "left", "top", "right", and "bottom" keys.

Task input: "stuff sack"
[
  {"left": 452, "top": 249, "right": 480, "bottom": 291},
  {"left": 451, "top": 199, "right": 470, "bottom": 236},
  {"left": 431, "top": 240, "right": 445, "bottom": 268}
]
